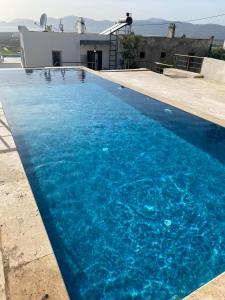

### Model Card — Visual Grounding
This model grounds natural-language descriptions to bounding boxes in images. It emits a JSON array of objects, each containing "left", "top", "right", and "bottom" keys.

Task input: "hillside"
[{"left": 0, "top": 16, "right": 225, "bottom": 39}]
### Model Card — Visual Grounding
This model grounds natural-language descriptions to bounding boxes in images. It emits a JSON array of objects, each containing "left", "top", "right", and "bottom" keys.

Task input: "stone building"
[
  {"left": 136, "top": 35, "right": 212, "bottom": 69},
  {"left": 128, "top": 24, "right": 213, "bottom": 71}
]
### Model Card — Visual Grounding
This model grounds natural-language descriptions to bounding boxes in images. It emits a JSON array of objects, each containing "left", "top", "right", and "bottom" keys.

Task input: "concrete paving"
[
  {"left": 0, "top": 104, "right": 69, "bottom": 300},
  {"left": 97, "top": 69, "right": 225, "bottom": 128},
  {"left": 184, "top": 272, "right": 225, "bottom": 300}
]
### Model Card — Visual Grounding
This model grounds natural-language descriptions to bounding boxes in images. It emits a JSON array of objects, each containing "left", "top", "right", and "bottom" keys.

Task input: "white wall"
[
  {"left": 80, "top": 33, "right": 110, "bottom": 42},
  {"left": 201, "top": 57, "right": 225, "bottom": 84},
  {"left": 20, "top": 31, "right": 80, "bottom": 68}
]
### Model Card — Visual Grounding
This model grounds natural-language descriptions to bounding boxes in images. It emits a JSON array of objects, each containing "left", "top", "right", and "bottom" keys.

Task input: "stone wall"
[{"left": 136, "top": 36, "right": 212, "bottom": 67}]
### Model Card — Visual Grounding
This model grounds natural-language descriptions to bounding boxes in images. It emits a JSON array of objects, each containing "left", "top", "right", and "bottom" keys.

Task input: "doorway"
[
  {"left": 87, "top": 51, "right": 102, "bottom": 70},
  {"left": 52, "top": 51, "right": 61, "bottom": 67}
]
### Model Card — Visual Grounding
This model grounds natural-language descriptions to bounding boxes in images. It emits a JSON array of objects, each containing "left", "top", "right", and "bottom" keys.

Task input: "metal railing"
[
  {"left": 120, "top": 55, "right": 204, "bottom": 74},
  {"left": 173, "top": 54, "right": 204, "bottom": 73}
]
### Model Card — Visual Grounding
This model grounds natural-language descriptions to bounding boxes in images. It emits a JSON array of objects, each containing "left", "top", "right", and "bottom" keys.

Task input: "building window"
[
  {"left": 139, "top": 52, "right": 145, "bottom": 59},
  {"left": 160, "top": 51, "right": 166, "bottom": 58}
]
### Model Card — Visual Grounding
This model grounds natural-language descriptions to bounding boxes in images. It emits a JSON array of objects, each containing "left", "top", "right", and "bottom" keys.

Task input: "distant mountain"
[
  {"left": 48, "top": 16, "right": 114, "bottom": 33},
  {"left": 0, "top": 16, "right": 225, "bottom": 40},
  {"left": 133, "top": 19, "right": 225, "bottom": 40},
  {"left": 0, "top": 16, "right": 113, "bottom": 33}
]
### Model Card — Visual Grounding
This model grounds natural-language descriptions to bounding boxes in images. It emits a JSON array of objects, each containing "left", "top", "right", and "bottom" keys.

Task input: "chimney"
[
  {"left": 168, "top": 23, "right": 176, "bottom": 38},
  {"left": 76, "top": 17, "right": 86, "bottom": 34}
]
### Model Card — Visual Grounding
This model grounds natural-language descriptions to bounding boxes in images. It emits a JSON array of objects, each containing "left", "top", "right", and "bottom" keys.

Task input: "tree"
[
  {"left": 45, "top": 25, "right": 53, "bottom": 32},
  {"left": 209, "top": 48, "right": 225, "bottom": 61},
  {"left": 120, "top": 33, "right": 141, "bottom": 69}
]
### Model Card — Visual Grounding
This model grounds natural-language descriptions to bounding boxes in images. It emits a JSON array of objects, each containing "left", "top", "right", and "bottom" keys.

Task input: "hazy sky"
[{"left": 1, "top": 0, "right": 225, "bottom": 25}]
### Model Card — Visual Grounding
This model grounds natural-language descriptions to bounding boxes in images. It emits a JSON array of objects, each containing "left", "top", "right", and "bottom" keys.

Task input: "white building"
[
  {"left": 18, "top": 14, "right": 134, "bottom": 70},
  {"left": 19, "top": 28, "right": 110, "bottom": 69}
]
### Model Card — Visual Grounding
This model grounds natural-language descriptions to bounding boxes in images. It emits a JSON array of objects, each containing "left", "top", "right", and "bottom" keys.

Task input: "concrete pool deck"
[
  {"left": 0, "top": 103, "right": 69, "bottom": 299},
  {"left": 96, "top": 69, "right": 225, "bottom": 128}
]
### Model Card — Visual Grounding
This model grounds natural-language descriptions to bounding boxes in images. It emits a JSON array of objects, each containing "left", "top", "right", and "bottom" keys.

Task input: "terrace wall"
[{"left": 201, "top": 57, "right": 225, "bottom": 84}]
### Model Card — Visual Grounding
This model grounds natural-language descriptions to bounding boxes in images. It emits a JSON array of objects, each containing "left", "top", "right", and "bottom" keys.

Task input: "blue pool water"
[{"left": 1, "top": 68, "right": 225, "bottom": 299}]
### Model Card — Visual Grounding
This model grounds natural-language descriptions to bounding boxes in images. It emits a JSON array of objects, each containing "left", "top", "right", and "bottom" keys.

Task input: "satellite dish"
[{"left": 40, "top": 13, "right": 47, "bottom": 29}]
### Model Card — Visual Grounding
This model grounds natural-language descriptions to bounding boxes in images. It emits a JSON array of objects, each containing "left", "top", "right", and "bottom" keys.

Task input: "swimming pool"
[{"left": 1, "top": 68, "right": 225, "bottom": 299}]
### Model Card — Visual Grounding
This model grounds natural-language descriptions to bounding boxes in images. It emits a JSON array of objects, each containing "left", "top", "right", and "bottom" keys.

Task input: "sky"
[{"left": 1, "top": 0, "right": 225, "bottom": 25}]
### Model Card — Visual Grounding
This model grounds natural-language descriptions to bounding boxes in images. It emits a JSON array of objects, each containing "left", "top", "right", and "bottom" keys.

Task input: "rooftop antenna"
[
  {"left": 40, "top": 13, "right": 47, "bottom": 31},
  {"left": 59, "top": 18, "right": 64, "bottom": 32}
]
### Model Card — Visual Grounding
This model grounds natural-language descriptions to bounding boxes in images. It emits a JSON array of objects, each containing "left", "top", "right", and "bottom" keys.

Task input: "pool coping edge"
[
  {"left": 0, "top": 102, "right": 70, "bottom": 299},
  {"left": 88, "top": 67, "right": 225, "bottom": 129}
]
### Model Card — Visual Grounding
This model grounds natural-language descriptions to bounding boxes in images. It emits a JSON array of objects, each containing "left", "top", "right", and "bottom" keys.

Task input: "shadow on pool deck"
[{"left": 0, "top": 118, "right": 16, "bottom": 154}]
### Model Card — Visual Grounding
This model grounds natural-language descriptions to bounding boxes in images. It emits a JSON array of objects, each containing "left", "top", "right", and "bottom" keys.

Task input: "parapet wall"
[{"left": 201, "top": 57, "right": 225, "bottom": 84}]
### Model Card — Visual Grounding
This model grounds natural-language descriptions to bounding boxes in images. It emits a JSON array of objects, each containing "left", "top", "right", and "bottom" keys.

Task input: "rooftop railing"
[
  {"left": 122, "top": 54, "right": 205, "bottom": 74},
  {"left": 173, "top": 54, "right": 204, "bottom": 73}
]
